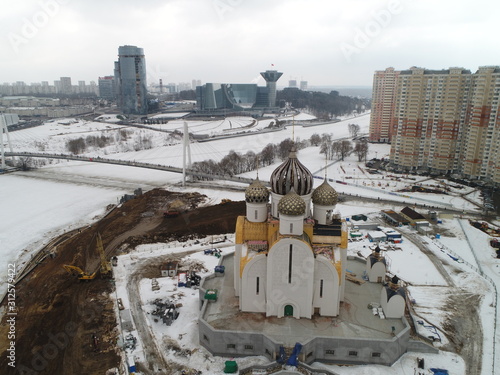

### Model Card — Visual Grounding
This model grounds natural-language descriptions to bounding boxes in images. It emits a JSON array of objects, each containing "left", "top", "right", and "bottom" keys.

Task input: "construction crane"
[
  {"left": 63, "top": 265, "right": 96, "bottom": 281},
  {"left": 96, "top": 233, "right": 112, "bottom": 278}
]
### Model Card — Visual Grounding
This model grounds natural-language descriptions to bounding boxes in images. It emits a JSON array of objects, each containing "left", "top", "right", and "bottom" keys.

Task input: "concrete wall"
[
  {"left": 299, "top": 323, "right": 411, "bottom": 366},
  {"left": 199, "top": 301, "right": 280, "bottom": 359},
  {"left": 240, "top": 363, "right": 340, "bottom": 375},
  {"left": 407, "top": 339, "right": 439, "bottom": 354},
  {"left": 199, "top": 303, "right": 420, "bottom": 366}
]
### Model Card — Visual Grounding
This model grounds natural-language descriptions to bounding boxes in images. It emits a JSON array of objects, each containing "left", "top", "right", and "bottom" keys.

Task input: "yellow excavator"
[
  {"left": 63, "top": 265, "right": 96, "bottom": 281},
  {"left": 63, "top": 232, "right": 112, "bottom": 280}
]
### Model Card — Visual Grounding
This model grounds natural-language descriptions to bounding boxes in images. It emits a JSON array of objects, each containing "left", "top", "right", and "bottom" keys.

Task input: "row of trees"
[
  {"left": 277, "top": 88, "right": 370, "bottom": 119},
  {"left": 191, "top": 124, "right": 369, "bottom": 177},
  {"left": 191, "top": 138, "right": 308, "bottom": 177},
  {"left": 67, "top": 134, "right": 113, "bottom": 154},
  {"left": 65, "top": 130, "right": 158, "bottom": 154},
  {"left": 319, "top": 134, "right": 368, "bottom": 162}
]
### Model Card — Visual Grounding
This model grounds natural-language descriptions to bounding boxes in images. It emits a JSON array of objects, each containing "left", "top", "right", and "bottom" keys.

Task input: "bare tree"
[
  {"left": 244, "top": 151, "right": 257, "bottom": 171},
  {"left": 321, "top": 133, "right": 332, "bottom": 144},
  {"left": 67, "top": 138, "right": 86, "bottom": 154},
  {"left": 348, "top": 123, "right": 354, "bottom": 137},
  {"left": 191, "top": 160, "right": 222, "bottom": 179},
  {"left": 320, "top": 141, "right": 333, "bottom": 160},
  {"left": 310, "top": 133, "right": 321, "bottom": 146},
  {"left": 318, "top": 133, "right": 335, "bottom": 159},
  {"left": 353, "top": 124, "right": 360, "bottom": 138},
  {"left": 278, "top": 138, "right": 294, "bottom": 160},
  {"left": 348, "top": 123, "right": 360, "bottom": 138},
  {"left": 333, "top": 140, "right": 352, "bottom": 161},
  {"left": 219, "top": 150, "right": 245, "bottom": 176},
  {"left": 354, "top": 140, "right": 369, "bottom": 162},
  {"left": 17, "top": 157, "right": 34, "bottom": 171},
  {"left": 259, "top": 143, "right": 277, "bottom": 166}
]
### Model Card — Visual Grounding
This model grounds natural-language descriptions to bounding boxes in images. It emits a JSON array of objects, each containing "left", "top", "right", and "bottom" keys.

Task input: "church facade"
[
  {"left": 198, "top": 147, "right": 434, "bottom": 366},
  {"left": 234, "top": 147, "right": 348, "bottom": 319}
]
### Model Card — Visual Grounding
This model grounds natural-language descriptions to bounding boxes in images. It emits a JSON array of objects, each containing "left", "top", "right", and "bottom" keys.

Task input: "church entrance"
[{"left": 284, "top": 305, "right": 294, "bottom": 317}]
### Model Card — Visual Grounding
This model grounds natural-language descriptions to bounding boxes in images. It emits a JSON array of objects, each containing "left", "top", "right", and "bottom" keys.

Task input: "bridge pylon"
[
  {"left": 0, "top": 114, "right": 16, "bottom": 170},
  {"left": 182, "top": 121, "right": 192, "bottom": 187}
]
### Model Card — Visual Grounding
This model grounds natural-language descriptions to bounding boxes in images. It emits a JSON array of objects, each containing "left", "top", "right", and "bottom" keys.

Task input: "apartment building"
[
  {"left": 391, "top": 67, "right": 471, "bottom": 174},
  {"left": 370, "top": 66, "right": 500, "bottom": 186},
  {"left": 369, "top": 67, "right": 400, "bottom": 143},
  {"left": 460, "top": 66, "right": 500, "bottom": 182}
]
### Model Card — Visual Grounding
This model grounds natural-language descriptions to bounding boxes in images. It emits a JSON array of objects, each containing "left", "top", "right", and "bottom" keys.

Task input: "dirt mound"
[{"left": 0, "top": 188, "right": 245, "bottom": 374}]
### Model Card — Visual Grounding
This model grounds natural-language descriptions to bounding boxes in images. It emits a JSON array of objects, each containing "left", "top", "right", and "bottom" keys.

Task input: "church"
[{"left": 233, "top": 146, "right": 348, "bottom": 319}]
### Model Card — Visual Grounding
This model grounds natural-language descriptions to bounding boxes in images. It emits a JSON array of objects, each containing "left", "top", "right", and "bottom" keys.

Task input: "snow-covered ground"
[{"left": 1, "top": 111, "right": 499, "bottom": 374}]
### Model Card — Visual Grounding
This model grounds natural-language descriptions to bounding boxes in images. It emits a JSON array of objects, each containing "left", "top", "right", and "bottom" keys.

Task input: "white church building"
[{"left": 233, "top": 147, "right": 349, "bottom": 319}]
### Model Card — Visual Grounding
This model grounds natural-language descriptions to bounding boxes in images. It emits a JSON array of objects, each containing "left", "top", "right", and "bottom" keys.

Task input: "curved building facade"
[
  {"left": 196, "top": 83, "right": 268, "bottom": 111},
  {"left": 196, "top": 69, "right": 282, "bottom": 111}
]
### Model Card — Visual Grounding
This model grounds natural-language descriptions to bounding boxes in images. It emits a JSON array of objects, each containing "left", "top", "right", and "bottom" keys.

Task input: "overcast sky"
[{"left": 2, "top": 0, "right": 500, "bottom": 87}]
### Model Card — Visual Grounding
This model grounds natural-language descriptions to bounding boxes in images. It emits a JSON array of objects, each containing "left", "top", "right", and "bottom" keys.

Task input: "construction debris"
[
  {"left": 152, "top": 298, "right": 180, "bottom": 326},
  {"left": 124, "top": 334, "right": 137, "bottom": 351},
  {"left": 346, "top": 272, "right": 365, "bottom": 285}
]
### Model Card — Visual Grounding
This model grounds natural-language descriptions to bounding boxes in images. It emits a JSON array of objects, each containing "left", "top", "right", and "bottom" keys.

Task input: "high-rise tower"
[
  {"left": 115, "top": 45, "right": 148, "bottom": 115},
  {"left": 369, "top": 67, "right": 400, "bottom": 143},
  {"left": 260, "top": 69, "right": 283, "bottom": 108}
]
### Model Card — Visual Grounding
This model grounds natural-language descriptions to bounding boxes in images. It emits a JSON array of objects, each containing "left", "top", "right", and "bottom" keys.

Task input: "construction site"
[
  {"left": 0, "top": 188, "right": 245, "bottom": 374},
  {"left": 0, "top": 182, "right": 497, "bottom": 375}
]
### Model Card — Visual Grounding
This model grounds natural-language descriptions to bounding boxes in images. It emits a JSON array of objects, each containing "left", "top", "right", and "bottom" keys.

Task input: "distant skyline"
[{"left": 2, "top": 0, "right": 500, "bottom": 87}]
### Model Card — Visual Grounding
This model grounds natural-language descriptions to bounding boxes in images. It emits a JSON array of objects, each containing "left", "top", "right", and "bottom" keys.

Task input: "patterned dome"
[
  {"left": 270, "top": 147, "right": 313, "bottom": 196},
  {"left": 278, "top": 189, "right": 306, "bottom": 216},
  {"left": 245, "top": 178, "right": 269, "bottom": 203},
  {"left": 312, "top": 179, "right": 338, "bottom": 206}
]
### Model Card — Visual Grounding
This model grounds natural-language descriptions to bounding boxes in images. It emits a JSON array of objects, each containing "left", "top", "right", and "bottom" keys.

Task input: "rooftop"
[{"left": 401, "top": 206, "right": 426, "bottom": 220}]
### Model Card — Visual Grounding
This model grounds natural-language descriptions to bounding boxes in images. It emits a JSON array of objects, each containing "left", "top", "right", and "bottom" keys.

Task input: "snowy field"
[{"left": 1, "top": 111, "right": 499, "bottom": 374}]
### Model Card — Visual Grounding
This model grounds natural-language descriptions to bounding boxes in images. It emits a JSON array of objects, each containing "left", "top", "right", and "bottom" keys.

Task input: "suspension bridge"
[{"left": 3, "top": 151, "right": 255, "bottom": 185}]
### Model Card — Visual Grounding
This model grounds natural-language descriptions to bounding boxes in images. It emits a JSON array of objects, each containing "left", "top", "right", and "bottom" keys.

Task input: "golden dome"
[
  {"left": 245, "top": 178, "right": 269, "bottom": 203},
  {"left": 312, "top": 179, "right": 338, "bottom": 206},
  {"left": 278, "top": 189, "right": 306, "bottom": 216}
]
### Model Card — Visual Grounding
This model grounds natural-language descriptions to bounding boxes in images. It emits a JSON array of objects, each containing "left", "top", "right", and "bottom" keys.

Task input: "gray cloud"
[{"left": 1, "top": 0, "right": 500, "bottom": 86}]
